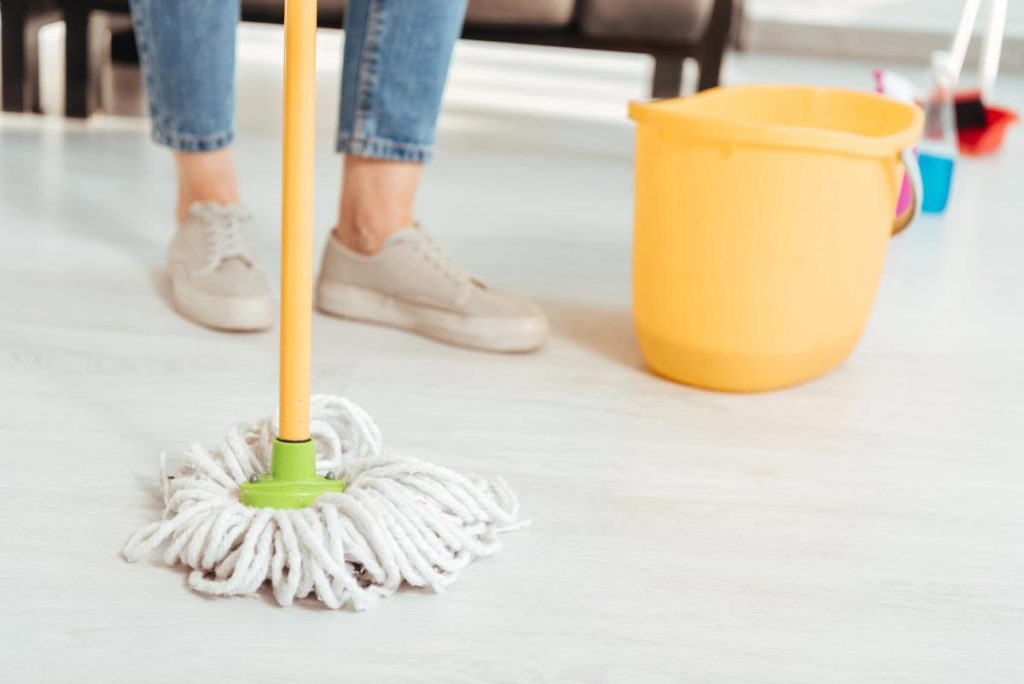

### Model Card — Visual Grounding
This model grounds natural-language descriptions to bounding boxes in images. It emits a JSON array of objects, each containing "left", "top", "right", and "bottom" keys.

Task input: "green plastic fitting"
[{"left": 239, "top": 438, "right": 345, "bottom": 509}]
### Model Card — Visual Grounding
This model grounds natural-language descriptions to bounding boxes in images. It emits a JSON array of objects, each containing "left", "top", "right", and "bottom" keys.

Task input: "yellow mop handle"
[{"left": 279, "top": 0, "right": 317, "bottom": 441}]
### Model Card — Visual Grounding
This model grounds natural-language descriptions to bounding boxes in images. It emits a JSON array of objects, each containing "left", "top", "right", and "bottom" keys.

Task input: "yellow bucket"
[{"left": 628, "top": 85, "right": 923, "bottom": 392}]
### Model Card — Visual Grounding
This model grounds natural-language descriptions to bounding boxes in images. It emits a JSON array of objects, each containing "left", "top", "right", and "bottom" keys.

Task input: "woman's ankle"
[
  {"left": 175, "top": 149, "right": 241, "bottom": 222},
  {"left": 335, "top": 156, "right": 422, "bottom": 254}
]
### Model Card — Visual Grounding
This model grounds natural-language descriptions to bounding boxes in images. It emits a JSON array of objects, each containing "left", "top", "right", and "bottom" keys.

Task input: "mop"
[{"left": 123, "top": 0, "right": 520, "bottom": 610}]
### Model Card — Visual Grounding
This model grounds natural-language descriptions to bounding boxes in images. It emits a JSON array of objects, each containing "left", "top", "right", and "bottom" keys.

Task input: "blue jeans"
[{"left": 128, "top": 0, "right": 467, "bottom": 162}]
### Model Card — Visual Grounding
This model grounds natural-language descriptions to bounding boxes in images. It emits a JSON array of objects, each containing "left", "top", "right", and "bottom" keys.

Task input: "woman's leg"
[
  {"left": 318, "top": 0, "right": 547, "bottom": 352},
  {"left": 336, "top": 157, "right": 420, "bottom": 253},
  {"left": 131, "top": 0, "right": 272, "bottom": 332},
  {"left": 130, "top": 0, "right": 240, "bottom": 218},
  {"left": 335, "top": 0, "right": 466, "bottom": 254}
]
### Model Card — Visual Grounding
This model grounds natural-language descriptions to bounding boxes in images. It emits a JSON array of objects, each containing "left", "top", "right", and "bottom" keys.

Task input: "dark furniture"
[
  {"left": 1, "top": 0, "right": 58, "bottom": 112},
  {"left": 2, "top": 0, "right": 735, "bottom": 117}
]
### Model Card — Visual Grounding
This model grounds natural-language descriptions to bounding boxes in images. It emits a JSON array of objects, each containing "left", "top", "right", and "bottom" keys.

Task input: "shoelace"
[
  {"left": 194, "top": 205, "right": 253, "bottom": 273},
  {"left": 417, "top": 231, "right": 481, "bottom": 304}
]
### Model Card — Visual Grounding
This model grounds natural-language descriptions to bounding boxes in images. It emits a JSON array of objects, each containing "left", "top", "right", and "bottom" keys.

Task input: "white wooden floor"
[{"left": 1, "top": 34, "right": 1023, "bottom": 683}]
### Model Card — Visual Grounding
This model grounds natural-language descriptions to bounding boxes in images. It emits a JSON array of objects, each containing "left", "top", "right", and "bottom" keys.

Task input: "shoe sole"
[
  {"left": 171, "top": 279, "right": 274, "bottom": 332},
  {"left": 317, "top": 281, "right": 546, "bottom": 353}
]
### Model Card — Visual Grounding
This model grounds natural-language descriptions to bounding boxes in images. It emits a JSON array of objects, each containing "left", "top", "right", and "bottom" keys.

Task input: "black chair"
[
  {"left": 3, "top": 0, "right": 738, "bottom": 118},
  {"left": 1, "top": 0, "right": 58, "bottom": 112}
]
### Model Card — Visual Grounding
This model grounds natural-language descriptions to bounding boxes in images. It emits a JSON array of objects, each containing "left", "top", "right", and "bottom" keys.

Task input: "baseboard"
[{"left": 746, "top": 20, "right": 1024, "bottom": 74}]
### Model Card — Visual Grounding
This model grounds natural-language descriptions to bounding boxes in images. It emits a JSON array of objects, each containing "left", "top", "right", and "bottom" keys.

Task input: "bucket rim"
[{"left": 629, "top": 84, "right": 924, "bottom": 159}]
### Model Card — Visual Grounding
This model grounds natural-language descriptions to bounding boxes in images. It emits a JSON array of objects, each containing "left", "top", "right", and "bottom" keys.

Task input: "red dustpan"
[
  {"left": 955, "top": 89, "right": 1018, "bottom": 155},
  {"left": 951, "top": 1, "right": 1016, "bottom": 155}
]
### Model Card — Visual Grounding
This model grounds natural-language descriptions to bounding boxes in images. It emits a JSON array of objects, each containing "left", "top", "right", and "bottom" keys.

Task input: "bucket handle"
[{"left": 894, "top": 147, "right": 923, "bottom": 234}]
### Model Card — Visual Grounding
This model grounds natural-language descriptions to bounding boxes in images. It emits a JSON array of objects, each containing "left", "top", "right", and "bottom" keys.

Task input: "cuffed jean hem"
[
  {"left": 151, "top": 126, "right": 235, "bottom": 152},
  {"left": 337, "top": 134, "right": 432, "bottom": 163}
]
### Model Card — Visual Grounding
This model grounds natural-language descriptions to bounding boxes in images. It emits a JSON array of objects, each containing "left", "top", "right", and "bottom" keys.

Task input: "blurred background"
[
  {"left": 2, "top": 2, "right": 1023, "bottom": 681},
  {"left": 4, "top": 0, "right": 1022, "bottom": 119}
]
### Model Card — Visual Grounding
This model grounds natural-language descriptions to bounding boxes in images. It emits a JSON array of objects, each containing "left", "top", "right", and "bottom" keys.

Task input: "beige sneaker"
[
  {"left": 167, "top": 203, "right": 274, "bottom": 332},
  {"left": 316, "top": 227, "right": 547, "bottom": 352}
]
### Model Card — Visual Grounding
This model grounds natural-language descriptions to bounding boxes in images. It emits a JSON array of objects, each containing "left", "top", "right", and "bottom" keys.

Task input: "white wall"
[
  {"left": 749, "top": 0, "right": 1021, "bottom": 36},
  {"left": 746, "top": 0, "right": 1023, "bottom": 71}
]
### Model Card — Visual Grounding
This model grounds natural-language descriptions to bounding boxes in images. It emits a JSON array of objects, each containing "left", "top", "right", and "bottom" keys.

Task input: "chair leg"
[
  {"left": 696, "top": 47, "right": 724, "bottom": 92},
  {"left": 651, "top": 56, "right": 684, "bottom": 99},
  {"left": 24, "top": 15, "right": 45, "bottom": 113},
  {"left": 64, "top": 2, "right": 96, "bottom": 118},
  {"left": 695, "top": 0, "right": 734, "bottom": 92},
  {"left": 730, "top": 0, "right": 748, "bottom": 51},
  {"left": 2, "top": 1, "right": 29, "bottom": 112}
]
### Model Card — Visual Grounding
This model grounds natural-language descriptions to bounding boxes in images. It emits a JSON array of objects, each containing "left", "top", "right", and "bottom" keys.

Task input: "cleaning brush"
[
  {"left": 950, "top": 0, "right": 1008, "bottom": 134},
  {"left": 123, "top": 0, "right": 521, "bottom": 609}
]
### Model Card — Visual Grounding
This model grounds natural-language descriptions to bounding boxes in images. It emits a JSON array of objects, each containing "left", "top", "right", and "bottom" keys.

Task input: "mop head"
[{"left": 123, "top": 395, "right": 521, "bottom": 610}]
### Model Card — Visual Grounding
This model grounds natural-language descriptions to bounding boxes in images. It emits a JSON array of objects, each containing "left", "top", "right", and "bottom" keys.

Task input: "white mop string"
[{"left": 123, "top": 395, "right": 521, "bottom": 610}]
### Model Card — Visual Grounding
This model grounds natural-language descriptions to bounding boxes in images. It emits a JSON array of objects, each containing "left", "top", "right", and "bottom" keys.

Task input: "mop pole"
[
  {"left": 279, "top": 0, "right": 317, "bottom": 444},
  {"left": 948, "top": 0, "right": 982, "bottom": 83},
  {"left": 241, "top": 0, "right": 342, "bottom": 506},
  {"left": 126, "top": 1, "right": 519, "bottom": 590},
  {"left": 981, "top": 0, "right": 1007, "bottom": 101}
]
